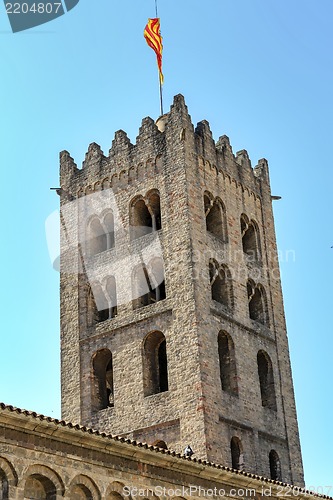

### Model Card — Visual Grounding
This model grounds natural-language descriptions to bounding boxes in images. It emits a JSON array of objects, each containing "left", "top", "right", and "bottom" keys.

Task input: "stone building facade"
[
  {"left": 58, "top": 94, "right": 304, "bottom": 487},
  {"left": 0, "top": 403, "right": 325, "bottom": 500}
]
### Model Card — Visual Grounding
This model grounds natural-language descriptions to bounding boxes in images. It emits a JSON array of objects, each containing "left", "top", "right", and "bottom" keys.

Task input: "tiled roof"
[{"left": 0, "top": 402, "right": 330, "bottom": 499}]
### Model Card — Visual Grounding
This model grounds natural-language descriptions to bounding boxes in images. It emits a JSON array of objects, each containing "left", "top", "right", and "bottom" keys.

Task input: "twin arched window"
[
  {"left": 86, "top": 260, "right": 166, "bottom": 325},
  {"left": 132, "top": 259, "right": 166, "bottom": 310},
  {"left": 209, "top": 260, "right": 232, "bottom": 309},
  {"left": 204, "top": 201, "right": 267, "bottom": 323},
  {"left": 86, "top": 190, "right": 162, "bottom": 255},
  {"left": 130, "top": 190, "right": 161, "bottom": 240},
  {"left": 90, "top": 341, "right": 278, "bottom": 478},
  {"left": 218, "top": 332, "right": 276, "bottom": 410},
  {"left": 87, "top": 277, "right": 118, "bottom": 326},
  {"left": 203, "top": 195, "right": 262, "bottom": 261},
  {"left": 247, "top": 280, "right": 269, "bottom": 326},
  {"left": 204, "top": 192, "right": 227, "bottom": 240},
  {"left": 91, "top": 331, "right": 168, "bottom": 413},
  {"left": 229, "top": 438, "right": 282, "bottom": 479},
  {"left": 87, "top": 212, "right": 115, "bottom": 256}
]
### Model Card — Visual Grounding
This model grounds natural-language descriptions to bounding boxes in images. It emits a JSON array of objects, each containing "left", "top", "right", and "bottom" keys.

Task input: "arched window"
[
  {"left": 0, "top": 469, "right": 8, "bottom": 500},
  {"left": 87, "top": 212, "right": 115, "bottom": 257},
  {"left": 132, "top": 264, "right": 151, "bottom": 309},
  {"left": 241, "top": 214, "right": 261, "bottom": 261},
  {"left": 88, "top": 280, "right": 117, "bottom": 326},
  {"left": 104, "top": 212, "right": 115, "bottom": 250},
  {"left": 92, "top": 349, "right": 114, "bottom": 410},
  {"left": 269, "top": 450, "right": 282, "bottom": 481},
  {"left": 147, "top": 190, "right": 162, "bottom": 231},
  {"left": 209, "top": 260, "right": 231, "bottom": 308},
  {"left": 247, "top": 280, "right": 268, "bottom": 326},
  {"left": 87, "top": 286, "right": 98, "bottom": 327},
  {"left": 147, "top": 258, "right": 166, "bottom": 303},
  {"left": 257, "top": 351, "right": 277, "bottom": 410},
  {"left": 218, "top": 331, "right": 238, "bottom": 395},
  {"left": 204, "top": 192, "right": 226, "bottom": 240},
  {"left": 230, "top": 437, "right": 244, "bottom": 470},
  {"left": 132, "top": 261, "right": 165, "bottom": 310},
  {"left": 106, "top": 276, "right": 118, "bottom": 319},
  {"left": 131, "top": 198, "right": 152, "bottom": 239},
  {"left": 93, "top": 284, "right": 109, "bottom": 323},
  {"left": 130, "top": 191, "right": 161, "bottom": 240},
  {"left": 143, "top": 331, "right": 168, "bottom": 396},
  {"left": 88, "top": 218, "right": 106, "bottom": 256},
  {"left": 24, "top": 474, "right": 57, "bottom": 499}
]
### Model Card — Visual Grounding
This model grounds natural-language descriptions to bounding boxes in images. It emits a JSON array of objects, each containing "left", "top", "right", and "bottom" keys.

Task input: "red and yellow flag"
[{"left": 144, "top": 18, "right": 164, "bottom": 84}]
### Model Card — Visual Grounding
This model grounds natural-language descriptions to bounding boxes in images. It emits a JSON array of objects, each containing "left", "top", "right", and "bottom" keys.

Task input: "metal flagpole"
[
  {"left": 159, "top": 70, "right": 164, "bottom": 117},
  {"left": 155, "top": 0, "right": 164, "bottom": 116}
]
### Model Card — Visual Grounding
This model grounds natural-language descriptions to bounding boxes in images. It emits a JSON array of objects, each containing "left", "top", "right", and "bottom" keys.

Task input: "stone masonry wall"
[
  {"left": 0, "top": 406, "right": 316, "bottom": 500},
  {"left": 59, "top": 95, "right": 304, "bottom": 487}
]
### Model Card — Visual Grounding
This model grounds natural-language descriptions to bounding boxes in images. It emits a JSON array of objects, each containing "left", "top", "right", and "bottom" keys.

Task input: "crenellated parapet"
[
  {"left": 59, "top": 94, "right": 271, "bottom": 201},
  {"left": 195, "top": 121, "right": 270, "bottom": 197}
]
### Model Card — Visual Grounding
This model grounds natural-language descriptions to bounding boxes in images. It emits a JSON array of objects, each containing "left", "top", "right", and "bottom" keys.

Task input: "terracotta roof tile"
[{"left": 0, "top": 402, "right": 330, "bottom": 499}]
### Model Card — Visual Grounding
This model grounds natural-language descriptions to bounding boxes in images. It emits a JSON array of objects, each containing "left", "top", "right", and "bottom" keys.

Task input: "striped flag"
[{"left": 144, "top": 18, "right": 164, "bottom": 84}]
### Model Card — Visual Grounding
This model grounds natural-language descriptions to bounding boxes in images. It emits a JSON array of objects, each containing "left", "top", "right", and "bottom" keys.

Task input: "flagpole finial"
[{"left": 156, "top": 114, "right": 168, "bottom": 132}]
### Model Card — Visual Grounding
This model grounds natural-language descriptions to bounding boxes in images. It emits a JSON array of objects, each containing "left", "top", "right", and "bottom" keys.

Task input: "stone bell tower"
[{"left": 59, "top": 94, "right": 304, "bottom": 486}]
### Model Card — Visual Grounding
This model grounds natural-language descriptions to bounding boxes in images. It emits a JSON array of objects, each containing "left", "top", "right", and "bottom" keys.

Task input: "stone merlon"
[{"left": 59, "top": 94, "right": 271, "bottom": 193}]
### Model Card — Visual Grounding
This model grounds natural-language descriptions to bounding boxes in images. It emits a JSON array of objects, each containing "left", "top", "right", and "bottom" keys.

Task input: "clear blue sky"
[{"left": 0, "top": 0, "right": 332, "bottom": 491}]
